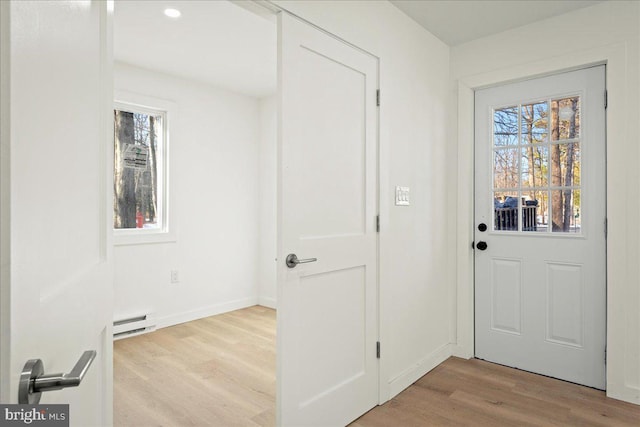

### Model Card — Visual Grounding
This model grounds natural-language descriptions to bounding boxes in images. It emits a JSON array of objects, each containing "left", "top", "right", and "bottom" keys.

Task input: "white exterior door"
[
  {"left": 2, "top": 1, "right": 113, "bottom": 424},
  {"left": 277, "top": 12, "right": 379, "bottom": 427},
  {"left": 474, "top": 66, "right": 606, "bottom": 389}
]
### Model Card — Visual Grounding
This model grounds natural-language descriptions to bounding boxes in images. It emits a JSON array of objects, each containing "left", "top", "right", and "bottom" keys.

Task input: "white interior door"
[
  {"left": 277, "top": 12, "right": 379, "bottom": 427},
  {"left": 474, "top": 66, "right": 606, "bottom": 389},
  {"left": 2, "top": 1, "right": 113, "bottom": 424}
]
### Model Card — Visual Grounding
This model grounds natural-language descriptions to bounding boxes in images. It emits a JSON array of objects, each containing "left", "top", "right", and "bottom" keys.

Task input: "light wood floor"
[
  {"left": 114, "top": 306, "right": 276, "bottom": 427},
  {"left": 351, "top": 357, "right": 640, "bottom": 427},
  {"left": 115, "top": 306, "right": 640, "bottom": 426}
]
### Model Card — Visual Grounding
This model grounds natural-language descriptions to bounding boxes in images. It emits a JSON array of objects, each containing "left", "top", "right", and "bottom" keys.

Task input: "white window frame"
[{"left": 113, "top": 90, "right": 176, "bottom": 245}]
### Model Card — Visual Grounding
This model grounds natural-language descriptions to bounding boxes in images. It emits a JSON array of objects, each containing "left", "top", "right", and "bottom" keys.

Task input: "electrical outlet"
[{"left": 170, "top": 270, "right": 179, "bottom": 283}]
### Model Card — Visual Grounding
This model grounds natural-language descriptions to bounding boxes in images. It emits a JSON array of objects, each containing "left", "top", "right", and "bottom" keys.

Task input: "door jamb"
[{"left": 0, "top": 0, "right": 11, "bottom": 403}]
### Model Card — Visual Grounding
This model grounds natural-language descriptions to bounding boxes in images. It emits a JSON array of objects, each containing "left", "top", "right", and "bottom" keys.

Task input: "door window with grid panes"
[{"left": 493, "top": 96, "right": 581, "bottom": 233}]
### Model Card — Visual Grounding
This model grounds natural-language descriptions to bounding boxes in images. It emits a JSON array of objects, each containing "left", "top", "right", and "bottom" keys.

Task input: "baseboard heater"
[{"left": 113, "top": 313, "right": 156, "bottom": 340}]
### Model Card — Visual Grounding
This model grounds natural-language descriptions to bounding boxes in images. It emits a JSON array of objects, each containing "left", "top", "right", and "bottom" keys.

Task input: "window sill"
[{"left": 114, "top": 229, "right": 177, "bottom": 246}]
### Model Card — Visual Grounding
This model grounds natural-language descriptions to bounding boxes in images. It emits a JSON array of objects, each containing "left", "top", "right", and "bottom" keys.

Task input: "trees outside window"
[
  {"left": 492, "top": 96, "right": 580, "bottom": 233},
  {"left": 114, "top": 105, "right": 164, "bottom": 231}
]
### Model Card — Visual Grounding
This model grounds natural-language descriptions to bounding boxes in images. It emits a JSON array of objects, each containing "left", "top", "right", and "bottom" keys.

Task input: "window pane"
[
  {"left": 550, "top": 142, "right": 580, "bottom": 187},
  {"left": 551, "top": 97, "right": 580, "bottom": 141},
  {"left": 521, "top": 102, "right": 548, "bottom": 144},
  {"left": 551, "top": 190, "right": 581, "bottom": 233},
  {"left": 494, "top": 192, "right": 519, "bottom": 231},
  {"left": 114, "top": 109, "right": 163, "bottom": 230},
  {"left": 522, "top": 190, "right": 548, "bottom": 233},
  {"left": 521, "top": 145, "right": 548, "bottom": 187},
  {"left": 493, "top": 107, "right": 518, "bottom": 146},
  {"left": 494, "top": 148, "right": 519, "bottom": 189}
]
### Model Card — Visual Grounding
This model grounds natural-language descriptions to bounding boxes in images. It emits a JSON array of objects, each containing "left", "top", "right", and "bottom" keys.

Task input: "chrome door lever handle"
[
  {"left": 19, "top": 350, "right": 97, "bottom": 404},
  {"left": 286, "top": 253, "right": 318, "bottom": 268}
]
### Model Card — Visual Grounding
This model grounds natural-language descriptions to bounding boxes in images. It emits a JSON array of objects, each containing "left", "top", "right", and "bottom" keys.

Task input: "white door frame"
[
  {"left": 0, "top": 0, "right": 11, "bottom": 402},
  {"left": 455, "top": 44, "right": 630, "bottom": 400},
  {"left": 252, "top": 0, "right": 384, "bottom": 411}
]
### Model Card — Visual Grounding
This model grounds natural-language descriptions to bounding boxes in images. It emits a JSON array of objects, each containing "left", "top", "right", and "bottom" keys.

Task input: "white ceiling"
[
  {"left": 114, "top": 0, "right": 605, "bottom": 97},
  {"left": 390, "top": 0, "right": 604, "bottom": 46},
  {"left": 114, "top": 0, "right": 277, "bottom": 98}
]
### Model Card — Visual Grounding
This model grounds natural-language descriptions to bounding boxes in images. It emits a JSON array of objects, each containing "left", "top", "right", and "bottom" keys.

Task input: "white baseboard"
[
  {"left": 258, "top": 296, "right": 276, "bottom": 309},
  {"left": 607, "top": 384, "right": 640, "bottom": 406},
  {"left": 387, "top": 343, "right": 453, "bottom": 400},
  {"left": 156, "top": 297, "right": 259, "bottom": 329}
]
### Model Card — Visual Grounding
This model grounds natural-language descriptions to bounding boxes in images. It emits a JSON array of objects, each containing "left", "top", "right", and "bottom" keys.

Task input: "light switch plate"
[{"left": 395, "top": 186, "right": 410, "bottom": 206}]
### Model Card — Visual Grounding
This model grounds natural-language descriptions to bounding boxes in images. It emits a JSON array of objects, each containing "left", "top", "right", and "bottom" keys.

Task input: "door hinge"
[
  {"left": 376, "top": 89, "right": 380, "bottom": 107},
  {"left": 604, "top": 346, "right": 607, "bottom": 364},
  {"left": 376, "top": 341, "right": 380, "bottom": 359},
  {"left": 604, "top": 90, "right": 608, "bottom": 109},
  {"left": 376, "top": 215, "right": 380, "bottom": 232},
  {"left": 604, "top": 217, "right": 608, "bottom": 238}
]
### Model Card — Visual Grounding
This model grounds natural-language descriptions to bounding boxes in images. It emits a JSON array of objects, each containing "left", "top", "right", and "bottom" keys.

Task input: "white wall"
[
  {"left": 113, "top": 62, "right": 262, "bottom": 328},
  {"left": 257, "top": 95, "right": 278, "bottom": 308},
  {"left": 451, "top": 1, "right": 640, "bottom": 404},
  {"left": 273, "top": 0, "right": 452, "bottom": 401}
]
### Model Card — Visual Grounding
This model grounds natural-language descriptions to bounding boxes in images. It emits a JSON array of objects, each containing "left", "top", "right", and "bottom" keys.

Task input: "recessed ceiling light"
[{"left": 164, "top": 8, "right": 181, "bottom": 18}]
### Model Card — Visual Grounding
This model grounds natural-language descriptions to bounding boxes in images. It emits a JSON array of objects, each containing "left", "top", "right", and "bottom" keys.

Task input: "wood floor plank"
[{"left": 115, "top": 307, "right": 640, "bottom": 426}]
